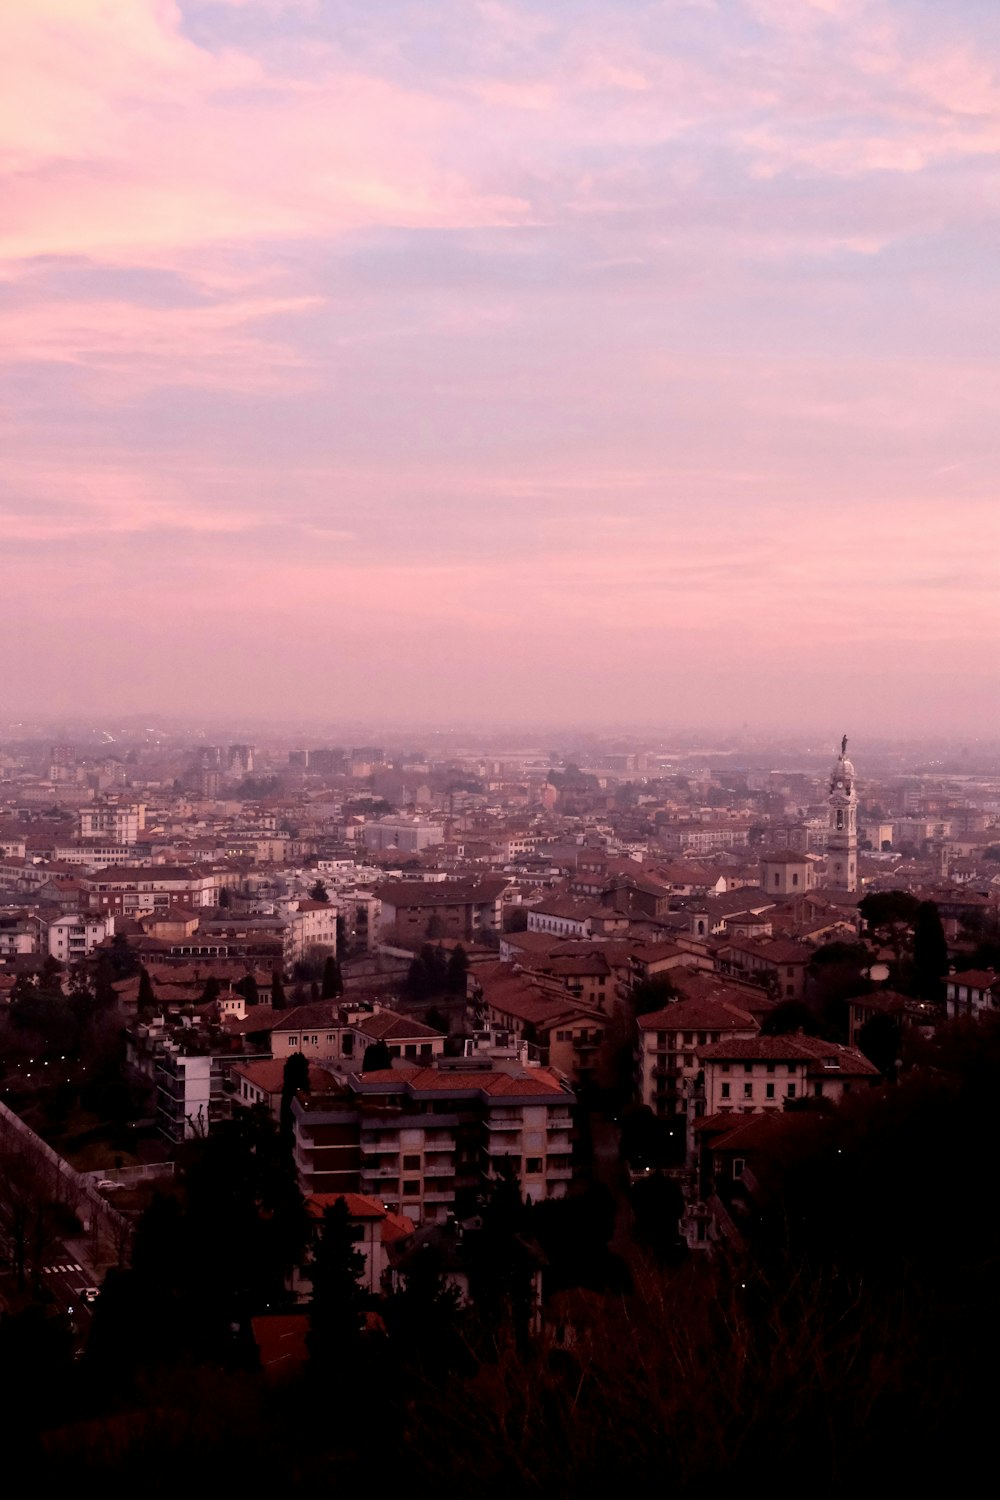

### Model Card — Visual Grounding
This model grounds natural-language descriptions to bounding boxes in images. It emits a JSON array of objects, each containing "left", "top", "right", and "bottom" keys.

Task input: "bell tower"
[{"left": 827, "top": 733, "right": 858, "bottom": 892}]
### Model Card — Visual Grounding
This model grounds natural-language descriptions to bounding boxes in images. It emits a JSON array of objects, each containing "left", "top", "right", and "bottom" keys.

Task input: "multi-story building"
[
  {"left": 281, "top": 897, "right": 338, "bottom": 967},
  {"left": 659, "top": 821, "right": 751, "bottom": 854},
  {"left": 637, "top": 995, "right": 759, "bottom": 1120},
  {"left": 79, "top": 801, "right": 146, "bottom": 845},
  {"left": 377, "top": 877, "right": 511, "bottom": 942},
  {"left": 361, "top": 817, "right": 446, "bottom": 853},
  {"left": 945, "top": 969, "right": 1000, "bottom": 1020},
  {"left": 697, "top": 1035, "right": 879, "bottom": 1118},
  {"left": 46, "top": 912, "right": 110, "bottom": 964},
  {"left": 83, "top": 866, "right": 219, "bottom": 914},
  {"left": 716, "top": 936, "right": 814, "bottom": 1000},
  {"left": 0, "top": 911, "right": 42, "bottom": 960},
  {"left": 292, "top": 1061, "right": 575, "bottom": 1220},
  {"left": 155, "top": 1048, "right": 212, "bottom": 1142}
]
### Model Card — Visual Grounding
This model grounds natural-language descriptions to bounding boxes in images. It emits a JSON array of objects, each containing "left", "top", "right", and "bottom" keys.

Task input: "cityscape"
[
  {"left": 2, "top": 723, "right": 999, "bottom": 1485},
  {"left": 4, "top": 0, "right": 1000, "bottom": 1493}
]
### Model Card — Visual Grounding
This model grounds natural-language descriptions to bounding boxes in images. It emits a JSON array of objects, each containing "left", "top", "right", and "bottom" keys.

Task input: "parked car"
[
  {"left": 95, "top": 1179, "right": 122, "bottom": 1191},
  {"left": 82, "top": 1287, "right": 100, "bottom": 1304}
]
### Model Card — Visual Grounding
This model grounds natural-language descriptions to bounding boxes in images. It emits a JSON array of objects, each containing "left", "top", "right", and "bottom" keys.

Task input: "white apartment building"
[
  {"left": 79, "top": 802, "right": 146, "bottom": 845},
  {"left": 361, "top": 816, "right": 446, "bottom": 853},
  {"left": 281, "top": 897, "right": 338, "bottom": 966},
  {"left": 47, "top": 912, "right": 110, "bottom": 964},
  {"left": 155, "top": 1049, "right": 212, "bottom": 1142}
]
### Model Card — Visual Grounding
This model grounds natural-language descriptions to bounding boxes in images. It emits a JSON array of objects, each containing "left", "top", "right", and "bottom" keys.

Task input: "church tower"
[{"left": 827, "top": 734, "right": 858, "bottom": 892}]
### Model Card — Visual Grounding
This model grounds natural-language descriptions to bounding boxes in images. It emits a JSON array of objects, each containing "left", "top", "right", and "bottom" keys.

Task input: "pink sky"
[{"left": 2, "top": 0, "right": 999, "bottom": 731}]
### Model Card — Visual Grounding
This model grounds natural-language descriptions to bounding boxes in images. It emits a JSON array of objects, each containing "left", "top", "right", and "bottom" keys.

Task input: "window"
[
  {"left": 743, "top": 1083, "right": 753, "bottom": 1099},
  {"left": 733, "top": 1157, "right": 745, "bottom": 1178},
  {"left": 792, "top": 873, "right": 798, "bottom": 886},
  {"left": 401, "top": 1181, "right": 420, "bottom": 1197},
  {"left": 684, "top": 1032, "right": 694, "bottom": 1045},
  {"left": 786, "top": 1083, "right": 796, "bottom": 1098},
  {"left": 743, "top": 1062, "right": 753, "bottom": 1074},
  {"left": 765, "top": 1062, "right": 775, "bottom": 1073},
  {"left": 765, "top": 1083, "right": 775, "bottom": 1099},
  {"left": 721, "top": 1062, "right": 731, "bottom": 1073},
  {"left": 524, "top": 1157, "right": 543, "bottom": 1174},
  {"left": 721, "top": 1083, "right": 730, "bottom": 1100},
  {"left": 402, "top": 1154, "right": 420, "bottom": 1170}
]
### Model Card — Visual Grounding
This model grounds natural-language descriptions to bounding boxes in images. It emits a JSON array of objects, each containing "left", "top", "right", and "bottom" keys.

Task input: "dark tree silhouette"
[
  {"left": 321, "top": 955, "right": 343, "bottom": 999},
  {"left": 306, "top": 1198, "right": 366, "bottom": 1376},
  {"left": 912, "top": 900, "right": 948, "bottom": 1002},
  {"left": 363, "top": 1040, "right": 392, "bottom": 1072},
  {"left": 280, "top": 1050, "right": 311, "bottom": 1142}
]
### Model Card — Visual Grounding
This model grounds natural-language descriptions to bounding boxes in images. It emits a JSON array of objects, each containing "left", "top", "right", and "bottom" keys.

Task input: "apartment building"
[
  {"left": 637, "top": 995, "right": 760, "bottom": 1120},
  {"left": 47, "top": 912, "right": 110, "bottom": 964},
  {"left": 281, "top": 897, "right": 338, "bottom": 966},
  {"left": 292, "top": 1062, "right": 575, "bottom": 1220},
  {"left": 697, "top": 1035, "right": 879, "bottom": 1117},
  {"left": 377, "top": 877, "right": 510, "bottom": 942},
  {"left": 79, "top": 801, "right": 146, "bottom": 845}
]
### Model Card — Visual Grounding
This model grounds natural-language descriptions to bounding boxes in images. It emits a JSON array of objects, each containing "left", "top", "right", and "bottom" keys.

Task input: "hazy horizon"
[{"left": 4, "top": 2, "right": 999, "bottom": 731}]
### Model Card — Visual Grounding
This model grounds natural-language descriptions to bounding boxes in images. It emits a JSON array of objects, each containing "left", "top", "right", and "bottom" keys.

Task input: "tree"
[
  {"left": 237, "top": 973, "right": 259, "bottom": 1008},
  {"left": 761, "top": 1000, "right": 822, "bottom": 1036},
  {"left": 363, "top": 1040, "right": 392, "bottom": 1072},
  {"left": 306, "top": 1198, "right": 367, "bottom": 1375},
  {"left": 321, "top": 955, "right": 343, "bottom": 1000},
  {"left": 309, "top": 880, "right": 330, "bottom": 903},
  {"left": 447, "top": 944, "right": 469, "bottom": 995},
  {"left": 912, "top": 900, "right": 948, "bottom": 1002},
  {"left": 271, "top": 970, "right": 286, "bottom": 1010},
  {"left": 857, "top": 1011, "right": 902, "bottom": 1077},
  {"left": 629, "top": 975, "right": 678, "bottom": 1016},
  {"left": 106, "top": 932, "right": 141, "bottom": 979},
  {"left": 200, "top": 976, "right": 221, "bottom": 1005},
  {"left": 425, "top": 1005, "right": 450, "bottom": 1036},
  {"left": 218, "top": 885, "right": 231, "bottom": 909},
  {"left": 136, "top": 967, "right": 155, "bottom": 1010},
  {"left": 280, "top": 1051, "right": 311, "bottom": 1142},
  {"left": 858, "top": 890, "right": 921, "bottom": 963}
]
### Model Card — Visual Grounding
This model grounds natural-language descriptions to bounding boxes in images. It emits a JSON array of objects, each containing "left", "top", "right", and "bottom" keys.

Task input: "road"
[{"left": 36, "top": 1244, "right": 96, "bottom": 1314}]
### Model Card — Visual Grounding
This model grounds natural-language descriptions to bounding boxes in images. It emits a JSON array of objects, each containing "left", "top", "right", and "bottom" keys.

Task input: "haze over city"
[{"left": 4, "top": 1, "right": 1000, "bottom": 729}]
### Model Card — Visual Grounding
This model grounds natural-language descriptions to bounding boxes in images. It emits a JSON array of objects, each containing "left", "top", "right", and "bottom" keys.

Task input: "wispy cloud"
[{"left": 1, "top": 0, "right": 999, "bottom": 727}]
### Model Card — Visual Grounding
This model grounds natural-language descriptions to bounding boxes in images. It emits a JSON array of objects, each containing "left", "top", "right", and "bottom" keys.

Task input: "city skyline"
[{"left": 4, "top": 1, "right": 1000, "bottom": 728}]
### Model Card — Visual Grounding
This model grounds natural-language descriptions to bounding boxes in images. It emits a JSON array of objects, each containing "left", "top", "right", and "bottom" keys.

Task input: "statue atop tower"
[{"left": 827, "top": 734, "right": 858, "bottom": 892}]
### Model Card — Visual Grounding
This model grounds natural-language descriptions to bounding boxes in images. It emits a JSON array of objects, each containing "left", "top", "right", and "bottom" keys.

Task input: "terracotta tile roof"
[
  {"left": 947, "top": 969, "right": 1000, "bottom": 989},
  {"left": 231, "top": 1059, "right": 335, "bottom": 1094},
  {"left": 305, "top": 1192, "right": 386, "bottom": 1220},
  {"left": 637, "top": 996, "right": 759, "bottom": 1031},
  {"left": 700, "top": 1034, "right": 879, "bottom": 1075},
  {"left": 354, "top": 1011, "right": 443, "bottom": 1041}
]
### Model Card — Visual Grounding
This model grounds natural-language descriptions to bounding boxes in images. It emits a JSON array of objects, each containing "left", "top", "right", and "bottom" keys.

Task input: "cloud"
[{"left": 2, "top": 1, "right": 1000, "bottom": 728}]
